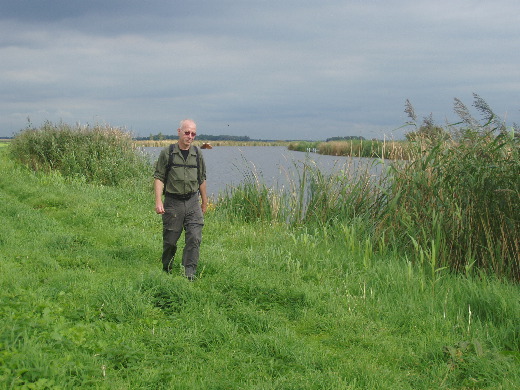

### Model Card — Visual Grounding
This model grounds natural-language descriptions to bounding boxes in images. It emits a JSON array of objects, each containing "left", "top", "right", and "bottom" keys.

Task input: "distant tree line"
[
  {"left": 135, "top": 133, "right": 372, "bottom": 142},
  {"left": 135, "top": 133, "right": 252, "bottom": 141},
  {"left": 325, "top": 136, "right": 366, "bottom": 142},
  {"left": 196, "top": 134, "right": 252, "bottom": 142}
]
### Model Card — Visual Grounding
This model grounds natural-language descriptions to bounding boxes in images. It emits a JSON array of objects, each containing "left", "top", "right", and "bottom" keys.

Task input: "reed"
[
  {"left": 218, "top": 114, "right": 519, "bottom": 280},
  {"left": 287, "top": 141, "right": 320, "bottom": 153},
  {"left": 9, "top": 121, "right": 150, "bottom": 186},
  {"left": 386, "top": 130, "right": 519, "bottom": 280},
  {"left": 288, "top": 139, "right": 412, "bottom": 159},
  {"left": 218, "top": 154, "right": 386, "bottom": 238},
  {"left": 216, "top": 156, "right": 282, "bottom": 222}
]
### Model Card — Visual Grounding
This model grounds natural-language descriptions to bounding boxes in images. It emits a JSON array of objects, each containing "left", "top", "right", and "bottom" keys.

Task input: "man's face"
[{"left": 178, "top": 122, "right": 197, "bottom": 148}]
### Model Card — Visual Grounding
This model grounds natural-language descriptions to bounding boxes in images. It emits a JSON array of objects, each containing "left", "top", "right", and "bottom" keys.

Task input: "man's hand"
[
  {"left": 154, "top": 179, "right": 165, "bottom": 214},
  {"left": 199, "top": 180, "right": 208, "bottom": 214},
  {"left": 155, "top": 201, "right": 165, "bottom": 214}
]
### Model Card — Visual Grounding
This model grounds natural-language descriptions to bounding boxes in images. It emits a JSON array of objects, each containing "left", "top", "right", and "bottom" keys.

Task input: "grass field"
[{"left": 1, "top": 139, "right": 519, "bottom": 389}]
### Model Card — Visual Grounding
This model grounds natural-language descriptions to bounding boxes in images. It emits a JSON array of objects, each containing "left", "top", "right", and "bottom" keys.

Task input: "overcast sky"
[{"left": 1, "top": 0, "right": 519, "bottom": 140}]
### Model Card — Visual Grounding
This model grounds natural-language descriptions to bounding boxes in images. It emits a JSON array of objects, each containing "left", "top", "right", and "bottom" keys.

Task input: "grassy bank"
[{"left": 1, "top": 133, "right": 520, "bottom": 388}]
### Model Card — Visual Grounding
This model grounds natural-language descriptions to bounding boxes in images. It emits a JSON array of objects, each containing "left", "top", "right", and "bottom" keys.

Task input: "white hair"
[{"left": 179, "top": 119, "right": 196, "bottom": 129}]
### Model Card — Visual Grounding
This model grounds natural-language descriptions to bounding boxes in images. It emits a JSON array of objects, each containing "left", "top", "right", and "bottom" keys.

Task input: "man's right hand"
[
  {"left": 155, "top": 201, "right": 165, "bottom": 214},
  {"left": 154, "top": 179, "right": 165, "bottom": 214}
]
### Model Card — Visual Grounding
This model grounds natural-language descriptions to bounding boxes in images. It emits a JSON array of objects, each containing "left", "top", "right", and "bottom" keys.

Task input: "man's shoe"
[{"left": 186, "top": 275, "right": 195, "bottom": 282}]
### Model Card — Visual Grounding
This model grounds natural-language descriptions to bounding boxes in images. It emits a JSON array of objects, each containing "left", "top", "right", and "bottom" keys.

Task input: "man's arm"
[
  {"left": 199, "top": 180, "right": 208, "bottom": 214},
  {"left": 154, "top": 179, "right": 165, "bottom": 214}
]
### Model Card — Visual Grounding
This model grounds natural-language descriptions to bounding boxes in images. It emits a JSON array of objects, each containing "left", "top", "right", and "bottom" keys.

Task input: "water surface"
[{"left": 144, "top": 146, "right": 384, "bottom": 197}]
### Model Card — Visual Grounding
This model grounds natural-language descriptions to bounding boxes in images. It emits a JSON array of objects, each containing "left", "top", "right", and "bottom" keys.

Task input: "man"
[{"left": 153, "top": 119, "right": 208, "bottom": 280}]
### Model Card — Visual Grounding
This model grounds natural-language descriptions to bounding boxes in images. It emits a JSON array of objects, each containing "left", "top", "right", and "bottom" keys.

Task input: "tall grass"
[
  {"left": 9, "top": 121, "right": 150, "bottom": 186},
  {"left": 287, "top": 141, "right": 320, "bottom": 153},
  {"left": 219, "top": 97, "right": 519, "bottom": 281},
  {"left": 216, "top": 161, "right": 279, "bottom": 223},
  {"left": 386, "top": 129, "right": 519, "bottom": 280},
  {"left": 218, "top": 155, "right": 385, "bottom": 232},
  {"left": 288, "top": 139, "right": 412, "bottom": 159}
]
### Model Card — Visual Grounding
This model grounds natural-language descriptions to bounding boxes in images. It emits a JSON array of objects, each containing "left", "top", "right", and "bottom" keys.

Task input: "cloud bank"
[{"left": 1, "top": 0, "right": 519, "bottom": 140}]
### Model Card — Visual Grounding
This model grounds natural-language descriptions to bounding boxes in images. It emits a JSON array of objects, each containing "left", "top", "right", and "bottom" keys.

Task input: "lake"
[{"left": 143, "top": 146, "right": 385, "bottom": 198}]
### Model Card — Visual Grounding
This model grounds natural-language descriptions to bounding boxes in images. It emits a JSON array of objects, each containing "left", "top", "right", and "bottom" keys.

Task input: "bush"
[
  {"left": 388, "top": 95, "right": 520, "bottom": 280},
  {"left": 9, "top": 121, "right": 150, "bottom": 186},
  {"left": 386, "top": 129, "right": 519, "bottom": 279}
]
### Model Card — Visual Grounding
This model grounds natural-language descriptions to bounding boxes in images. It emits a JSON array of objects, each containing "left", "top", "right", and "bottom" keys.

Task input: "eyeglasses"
[{"left": 183, "top": 131, "right": 196, "bottom": 137}]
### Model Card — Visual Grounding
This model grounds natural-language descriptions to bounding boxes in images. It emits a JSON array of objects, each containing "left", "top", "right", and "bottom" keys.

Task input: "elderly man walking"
[{"left": 153, "top": 119, "right": 208, "bottom": 280}]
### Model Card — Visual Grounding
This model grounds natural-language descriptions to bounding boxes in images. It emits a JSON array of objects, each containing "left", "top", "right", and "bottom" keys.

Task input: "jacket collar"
[{"left": 173, "top": 143, "right": 195, "bottom": 155}]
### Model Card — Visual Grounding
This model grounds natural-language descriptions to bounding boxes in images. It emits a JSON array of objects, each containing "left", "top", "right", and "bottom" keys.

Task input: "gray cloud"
[{"left": 1, "top": 0, "right": 519, "bottom": 139}]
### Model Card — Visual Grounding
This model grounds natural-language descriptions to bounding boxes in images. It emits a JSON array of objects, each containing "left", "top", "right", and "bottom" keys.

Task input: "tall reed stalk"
[
  {"left": 435, "top": 134, "right": 514, "bottom": 276},
  {"left": 383, "top": 96, "right": 519, "bottom": 280}
]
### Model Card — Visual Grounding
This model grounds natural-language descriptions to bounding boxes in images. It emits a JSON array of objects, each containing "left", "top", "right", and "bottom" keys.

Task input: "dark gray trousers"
[{"left": 161, "top": 194, "right": 204, "bottom": 276}]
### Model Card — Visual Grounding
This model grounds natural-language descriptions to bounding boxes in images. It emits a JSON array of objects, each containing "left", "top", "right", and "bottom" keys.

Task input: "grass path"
[{"left": 1, "top": 148, "right": 519, "bottom": 389}]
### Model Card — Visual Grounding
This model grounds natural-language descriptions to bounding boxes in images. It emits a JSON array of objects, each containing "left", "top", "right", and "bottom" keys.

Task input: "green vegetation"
[
  {"left": 396, "top": 95, "right": 519, "bottom": 279},
  {"left": 325, "top": 136, "right": 366, "bottom": 142},
  {"left": 1, "top": 98, "right": 519, "bottom": 389},
  {"left": 288, "top": 139, "right": 411, "bottom": 160},
  {"left": 9, "top": 122, "right": 150, "bottom": 186},
  {"left": 388, "top": 130, "right": 519, "bottom": 278},
  {"left": 287, "top": 141, "right": 321, "bottom": 153},
  {"left": 227, "top": 96, "right": 519, "bottom": 281}
]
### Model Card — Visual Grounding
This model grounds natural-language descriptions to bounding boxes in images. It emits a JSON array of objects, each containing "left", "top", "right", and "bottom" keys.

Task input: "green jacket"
[{"left": 154, "top": 144, "right": 206, "bottom": 195}]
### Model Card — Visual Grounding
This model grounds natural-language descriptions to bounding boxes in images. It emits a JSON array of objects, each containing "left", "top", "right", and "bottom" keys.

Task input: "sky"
[{"left": 1, "top": 0, "right": 519, "bottom": 141}]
